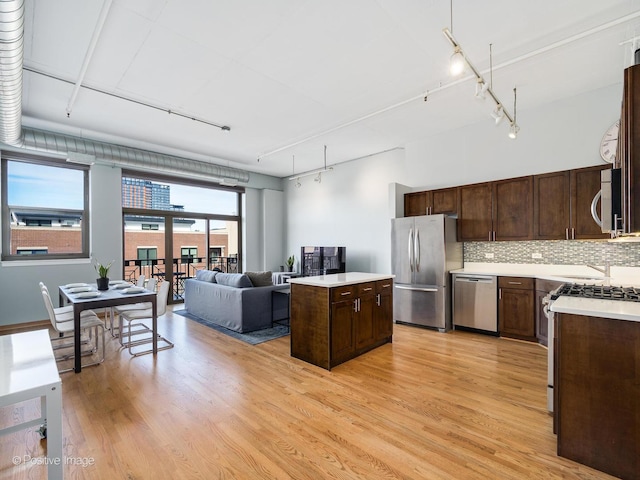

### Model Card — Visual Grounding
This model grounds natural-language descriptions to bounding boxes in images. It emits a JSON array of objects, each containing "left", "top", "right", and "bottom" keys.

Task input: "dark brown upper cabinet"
[
  {"left": 533, "top": 165, "right": 610, "bottom": 240},
  {"left": 404, "top": 192, "right": 426, "bottom": 217},
  {"left": 458, "top": 177, "right": 533, "bottom": 242},
  {"left": 404, "top": 188, "right": 458, "bottom": 217}
]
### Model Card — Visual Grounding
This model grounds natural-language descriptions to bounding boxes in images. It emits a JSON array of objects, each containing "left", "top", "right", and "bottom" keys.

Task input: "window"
[
  {"left": 2, "top": 154, "right": 89, "bottom": 260},
  {"left": 122, "top": 172, "right": 243, "bottom": 303},
  {"left": 181, "top": 247, "right": 197, "bottom": 261},
  {"left": 137, "top": 247, "right": 157, "bottom": 266}
]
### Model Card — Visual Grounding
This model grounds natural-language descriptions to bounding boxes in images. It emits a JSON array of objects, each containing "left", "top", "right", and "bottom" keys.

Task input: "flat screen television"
[{"left": 301, "top": 246, "right": 346, "bottom": 277}]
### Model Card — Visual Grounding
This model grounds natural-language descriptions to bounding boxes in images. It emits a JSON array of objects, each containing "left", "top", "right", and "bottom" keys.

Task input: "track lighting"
[
  {"left": 288, "top": 145, "right": 333, "bottom": 185},
  {"left": 442, "top": 27, "right": 519, "bottom": 138}
]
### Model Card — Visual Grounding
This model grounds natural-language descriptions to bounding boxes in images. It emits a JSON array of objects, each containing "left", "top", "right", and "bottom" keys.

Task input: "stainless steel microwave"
[{"left": 592, "top": 168, "right": 621, "bottom": 234}]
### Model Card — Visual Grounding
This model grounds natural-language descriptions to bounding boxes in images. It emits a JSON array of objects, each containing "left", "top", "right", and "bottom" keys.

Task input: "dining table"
[{"left": 58, "top": 282, "right": 157, "bottom": 373}]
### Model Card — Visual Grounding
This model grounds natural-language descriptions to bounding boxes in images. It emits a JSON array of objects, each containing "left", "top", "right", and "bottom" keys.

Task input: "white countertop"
[
  {"left": 451, "top": 262, "right": 640, "bottom": 287},
  {"left": 550, "top": 296, "right": 640, "bottom": 323},
  {"left": 289, "top": 272, "right": 394, "bottom": 288}
]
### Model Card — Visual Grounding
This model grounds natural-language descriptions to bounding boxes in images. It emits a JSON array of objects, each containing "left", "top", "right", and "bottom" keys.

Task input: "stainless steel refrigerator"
[{"left": 391, "top": 214, "right": 462, "bottom": 331}]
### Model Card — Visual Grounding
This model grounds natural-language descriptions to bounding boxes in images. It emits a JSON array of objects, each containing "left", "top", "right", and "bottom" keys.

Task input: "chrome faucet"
[{"left": 586, "top": 260, "right": 611, "bottom": 277}]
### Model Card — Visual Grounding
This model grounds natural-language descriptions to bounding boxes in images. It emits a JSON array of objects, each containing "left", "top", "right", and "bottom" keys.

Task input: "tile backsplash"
[{"left": 464, "top": 240, "right": 640, "bottom": 267}]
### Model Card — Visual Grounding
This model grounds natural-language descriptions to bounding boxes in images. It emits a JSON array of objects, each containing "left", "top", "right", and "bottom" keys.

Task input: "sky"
[{"left": 8, "top": 161, "right": 84, "bottom": 209}]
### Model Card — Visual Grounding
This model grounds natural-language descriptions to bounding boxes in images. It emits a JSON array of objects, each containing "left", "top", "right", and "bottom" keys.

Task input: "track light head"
[
  {"left": 491, "top": 105, "right": 505, "bottom": 125},
  {"left": 475, "top": 79, "right": 489, "bottom": 99},
  {"left": 295, "top": 178, "right": 302, "bottom": 188},
  {"left": 314, "top": 173, "right": 322, "bottom": 183},
  {"left": 449, "top": 46, "right": 465, "bottom": 76},
  {"left": 508, "top": 123, "right": 520, "bottom": 139}
]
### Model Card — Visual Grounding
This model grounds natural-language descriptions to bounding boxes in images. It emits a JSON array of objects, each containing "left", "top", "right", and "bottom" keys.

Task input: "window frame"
[{"left": 1, "top": 152, "right": 90, "bottom": 261}]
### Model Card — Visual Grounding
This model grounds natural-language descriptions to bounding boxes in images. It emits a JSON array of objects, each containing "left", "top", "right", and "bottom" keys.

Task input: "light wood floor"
[{"left": 0, "top": 307, "right": 617, "bottom": 480}]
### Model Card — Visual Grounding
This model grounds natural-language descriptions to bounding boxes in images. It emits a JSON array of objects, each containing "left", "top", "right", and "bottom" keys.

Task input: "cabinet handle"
[
  {"left": 508, "top": 281, "right": 522, "bottom": 285},
  {"left": 362, "top": 287, "right": 373, "bottom": 292},
  {"left": 376, "top": 293, "right": 381, "bottom": 306},
  {"left": 499, "top": 288, "right": 502, "bottom": 300},
  {"left": 571, "top": 228, "right": 575, "bottom": 239},
  {"left": 489, "top": 231, "right": 492, "bottom": 241},
  {"left": 565, "top": 228, "right": 569, "bottom": 240},
  {"left": 354, "top": 299, "right": 358, "bottom": 312},
  {"left": 382, "top": 283, "right": 391, "bottom": 288},
  {"left": 493, "top": 231, "right": 496, "bottom": 241},
  {"left": 341, "top": 291, "right": 352, "bottom": 296}
]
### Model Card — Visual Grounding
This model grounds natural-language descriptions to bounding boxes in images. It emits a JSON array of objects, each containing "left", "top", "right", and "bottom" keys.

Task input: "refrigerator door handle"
[
  {"left": 408, "top": 228, "right": 414, "bottom": 272},
  {"left": 415, "top": 229, "right": 420, "bottom": 272},
  {"left": 395, "top": 285, "right": 438, "bottom": 292}
]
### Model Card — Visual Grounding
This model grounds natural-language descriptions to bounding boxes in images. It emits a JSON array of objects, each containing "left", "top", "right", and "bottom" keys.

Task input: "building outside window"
[
  {"left": 181, "top": 247, "right": 197, "bottom": 261},
  {"left": 137, "top": 247, "right": 157, "bottom": 266}
]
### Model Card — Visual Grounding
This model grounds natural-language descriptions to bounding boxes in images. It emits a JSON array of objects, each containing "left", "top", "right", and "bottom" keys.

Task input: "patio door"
[
  {"left": 172, "top": 217, "right": 206, "bottom": 301},
  {"left": 123, "top": 215, "right": 166, "bottom": 286}
]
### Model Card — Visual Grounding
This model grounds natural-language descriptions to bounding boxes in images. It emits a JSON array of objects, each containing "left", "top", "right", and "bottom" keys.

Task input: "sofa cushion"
[
  {"left": 245, "top": 271, "right": 273, "bottom": 287},
  {"left": 215, "top": 272, "right": 253, "bottom": 288},
  {"left": 195, "top": 269, "right": 218, "bottom": 283}
]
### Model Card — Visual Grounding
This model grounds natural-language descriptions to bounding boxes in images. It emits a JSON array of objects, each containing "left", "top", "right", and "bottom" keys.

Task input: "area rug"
[{"left": 173, "top": 309, "right": 289, "bottom": 345}]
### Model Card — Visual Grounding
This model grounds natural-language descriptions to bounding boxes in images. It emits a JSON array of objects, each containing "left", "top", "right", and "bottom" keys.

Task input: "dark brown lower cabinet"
[
  {"left": 291, "top": 278, "right": 393, "bottom": 370},
  {"left": 555, "top": 313, "right": 639, "bottom": 480},
  {"left": 498, "top": 276, "right": 535, "bottom": 341}
]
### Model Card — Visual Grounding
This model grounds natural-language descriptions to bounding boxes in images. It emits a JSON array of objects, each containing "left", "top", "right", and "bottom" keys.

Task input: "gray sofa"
[{"left": 184, "top": 270, "right": 289, "bottom": 333}]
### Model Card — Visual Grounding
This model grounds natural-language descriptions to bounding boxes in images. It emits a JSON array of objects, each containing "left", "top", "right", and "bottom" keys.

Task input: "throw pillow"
[
  {"left": 245, "top": 271, "right": 273, "bottom": 287},
  {"left": 195, "top": 269, "right": 218, "bottom": 283},
  {"left": 215, "top": 273, "right": 253, "bottom": 288}
]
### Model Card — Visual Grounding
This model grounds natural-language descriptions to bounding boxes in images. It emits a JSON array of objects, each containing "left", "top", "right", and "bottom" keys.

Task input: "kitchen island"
[
  {"left": 550, "top": 297, "right": 640, "bottom": 480},
  {"left": 289, "top": 272, "right": 393, "bottom": 370}
]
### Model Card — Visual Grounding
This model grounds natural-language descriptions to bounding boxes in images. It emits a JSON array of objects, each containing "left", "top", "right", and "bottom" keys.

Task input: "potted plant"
[
  {"left": 286, "top": 255, "right": 295, "bottom": 272},
  {"left": 94, "top": 259, "right": 114, "bottom": 291}
]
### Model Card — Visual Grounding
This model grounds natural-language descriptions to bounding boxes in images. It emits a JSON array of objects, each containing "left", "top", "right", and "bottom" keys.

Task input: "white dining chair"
[
  {"left": 39, "top": 282, "right": 98, "bottom": 318},
  {"left": 41, "top": 288, "right": 106, "bottom": 373},
  {"left": 111, "top": 278, "right": 157, "bottom": 338},
  {"left": 119, "top": 280, "right": 173, "bottom": 356}
]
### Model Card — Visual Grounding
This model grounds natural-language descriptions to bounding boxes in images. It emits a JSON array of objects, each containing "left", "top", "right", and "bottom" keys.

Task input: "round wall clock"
[{"left": 600, "top": 120, "right": 619, "bottom": 163}]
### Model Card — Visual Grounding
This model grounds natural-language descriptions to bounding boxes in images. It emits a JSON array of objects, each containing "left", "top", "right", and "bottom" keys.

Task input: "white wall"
[
  {"left": 285, "top": 84, "right": 623, "bottom": 275},
  {"left": 286, "top": 148, "right": 405, "bottom": 274},
  {"left": 403, "top": 84, "right": 622, "bottom": 190}
]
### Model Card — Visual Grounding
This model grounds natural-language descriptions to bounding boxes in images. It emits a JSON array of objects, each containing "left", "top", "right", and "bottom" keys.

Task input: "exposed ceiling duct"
[
  {"left": 17, "top": 127, "right": 250, "bottom": 184},
  {"left": 0, "top": 0, "right": 23, "bottom": 144}
]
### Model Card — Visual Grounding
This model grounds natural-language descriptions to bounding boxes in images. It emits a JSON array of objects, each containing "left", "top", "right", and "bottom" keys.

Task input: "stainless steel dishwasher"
[{"left": 452, "top": 274, "right": 498, "bottom": 334}]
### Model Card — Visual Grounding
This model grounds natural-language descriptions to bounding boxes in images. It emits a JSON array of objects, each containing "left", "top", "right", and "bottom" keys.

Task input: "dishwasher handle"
[{"left": 454, "top": 276, "right": 495, "bottom": 284}]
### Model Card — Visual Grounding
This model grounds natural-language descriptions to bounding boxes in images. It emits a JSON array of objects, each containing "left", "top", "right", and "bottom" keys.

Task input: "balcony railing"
[{"left": 123, "top": 256, "right": 238, "bottom": 299}]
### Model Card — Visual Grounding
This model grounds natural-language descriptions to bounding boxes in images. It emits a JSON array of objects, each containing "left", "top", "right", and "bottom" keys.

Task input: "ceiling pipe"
[
  {"left": 0, "top": 0, "right": 24, "bottom": 144},
  {"left": 15, "top": 127, "right": 250, "bottom": 184},
  {"left": 66, "top": 0, "right": 113, "bottom": 117}
]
